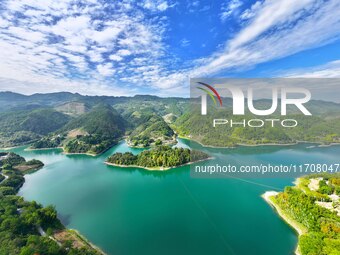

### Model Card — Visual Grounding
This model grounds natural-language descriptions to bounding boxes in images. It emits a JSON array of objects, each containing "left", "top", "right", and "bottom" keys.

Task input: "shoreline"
[
  {"left": 68, "top": 229, "right": 107, "bottom": 255},
  {"left": 2, "top": 138, "right": 340, "bottom": 152},
  {"left": 262, "top": 191, "right": 307, "bottom": 255},
  {"left": 24, "top": 141, "right": 120, "bottom": 157},
  {"left": 105, "top": 157, "right": 214, "bottom": 171},
  {"left": 2, "top": 156, "right": 106, "bottom": 255},
  {"left": 63, "top": 151, "right": 97, "bottom": 157},
  {"left": 178, "top": 136, "right": 340, "bottom": 149},
  {"left": 18, "top": 165, "right": 44, "bottom": 175},
  {"left": 25, "top": 146, "right": 98, "bottom": 157},
  {"left": 25, "top": 147, "right": 64, "bottom": 151},
  {"left": 0, "top": 145, "right": 29, "bottom": 150}
]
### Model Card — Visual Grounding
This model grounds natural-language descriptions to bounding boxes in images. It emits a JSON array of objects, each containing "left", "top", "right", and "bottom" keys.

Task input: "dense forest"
[
  {"left": 0, "top": 152, "right": 102, "bottom": 255},
  {"left": 127, "top": 113, "right": 175, "bottom": 147},
  {"left": 272, "top": 174, "right": 340, "bottom": 255},
  {"left": 0, "top": 108, "right": 70, "bottom": 148},
  {"left": 61, "top": 104, "right": 125, "bottom": 155},
  {"left": 107, "top": 145, "right": 209, "bottom": 169},
  {"left": 31, "top": 104, "right": 125, "bottom": 155},
  {"left": 1, "top": 92, "right": 340, "bottom": 152},
  {"left": 31, "top": 135, "right": 65, "bottom": 149},
  {"left": 0, "top": 152, "right": 44, "bottom": 177},
  {"left": 173, "top": 103, "right": 340, "bottom": 147}
]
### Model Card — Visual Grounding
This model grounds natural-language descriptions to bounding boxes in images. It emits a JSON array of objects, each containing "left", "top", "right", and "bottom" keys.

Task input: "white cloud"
[
  {"left": 97, "top": 63, "right": 115, "bottom": 76},
  {"left": 1, "top": 0, "right": 340, "bottom": 97},
  {"left": 8, "top": 27, "right": 46, "bottom": 42},
  {"left": 284, "top": 60, "right": 340, "bottom": 78},
  {"left": 52, "top": 16, "right": 91, "bottom": 36},
  {"left": 145, "top": 0, "right": 340, "bottom": 95},
  {"left": 109, "top": 55, "right": 123, "bottom": 61},
  {"left": 240, "top": 1, "right": 263, "bottom": 20},
  {"left": 230, "top": 0, "right": 315, "bottom": 49},
  {"left": 117, "top": 49, "right": 132, "bottom": 56},
  {"left": 157, "top": 2, "right": 169, "bottom": 11},
  {"left": 190, "top": 0, "right": 340, "bottom": 77},
  {"left": 142, "top": 0, "right": 170, "bottom": 12},
  {"left": 0, "top": 77, "right": 131, "bottom": 96},
  {"left": 180, "top": 39, "right": 190, "bottom": 47},
  {"left": 220, "top": 0, "right": 243, "bottom": 22},
  {"left": 0, "top": 0, "right": 168, "bottom": 95},
  {"left": 0, "top": 18, "right": 9, "bottom": 28},
  {"left": 91, "top": 23, "right": 127, "bottom": 46}
]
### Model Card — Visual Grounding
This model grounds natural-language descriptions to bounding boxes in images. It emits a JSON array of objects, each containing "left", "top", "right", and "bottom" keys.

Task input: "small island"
[
  {"left": 106, "top": 145, "right": 210, "bottom": 171},
  {"left": 263, "top": 173, "right": 340, "bottom": 255},
  {"left": 0, "top": 152, "right": 44, "bottom": 174}
]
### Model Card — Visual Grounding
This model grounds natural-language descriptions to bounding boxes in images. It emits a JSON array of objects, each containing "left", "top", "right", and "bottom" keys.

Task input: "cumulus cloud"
[
  {"left": 0, "top": 0, "right": 340, "bottom": 97},
  {"left": 109, "top": 55, "right": 123, "bottom": 62},
  {"left": 97, "top": 63, "right": 115, "bottom": 77},
  {"left": 117, "top": 49, "right": 132, "bottom": 56},
  {"left": 0, "top": 0, "right": 168, "bottom": 95},
  {"left": 142, "top": 0, "right": 171, "bottom": 12}
]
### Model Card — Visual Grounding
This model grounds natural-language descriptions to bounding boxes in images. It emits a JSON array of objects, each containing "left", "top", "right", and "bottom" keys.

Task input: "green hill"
[
  {"left": 126, "top": 112, "right": 175, "bottom": 147},
  {"left": 62, "top": 104, "right": 125, "bottom": 137},
  {"left": 32, "top": 104, "right": 126, "bottom": 155},
  {"left": 173, "top": 102, "right": 340, "bottom": 147},
  {"left": 0, "top": 109, "right": 70, "bottom": 147},
  {"left": 1, "top": 92, "right": 340, "bottom": 149},
  {"left": 54, "top": 101, "right": 89, "bottom": 116}
]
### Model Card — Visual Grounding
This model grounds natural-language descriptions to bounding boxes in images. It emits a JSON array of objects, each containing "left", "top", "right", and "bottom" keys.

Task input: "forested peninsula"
[{"left": 264, "top": 174, "right": 340, "bottom": 255}]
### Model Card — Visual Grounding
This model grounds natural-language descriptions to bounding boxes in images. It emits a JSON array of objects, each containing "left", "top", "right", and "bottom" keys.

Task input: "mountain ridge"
[{"left": 1, "top": 91, "right": 340, "bottom": 151}]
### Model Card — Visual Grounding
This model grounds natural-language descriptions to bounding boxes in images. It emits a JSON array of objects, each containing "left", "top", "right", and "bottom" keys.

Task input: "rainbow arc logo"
[{"left": 196, "top": 82, "right": 223, "bottom": 107}]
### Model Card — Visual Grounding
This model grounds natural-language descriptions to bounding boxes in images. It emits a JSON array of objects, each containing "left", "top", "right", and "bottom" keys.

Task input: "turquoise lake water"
[{"left": 3, "top": 139, "right": 340, "bottom": 255}]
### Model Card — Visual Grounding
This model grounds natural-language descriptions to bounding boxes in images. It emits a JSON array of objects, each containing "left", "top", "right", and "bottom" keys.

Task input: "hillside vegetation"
[
  {"left": 32, "top": 104, "right": 126, "bottom": 155},
  {"left": 272, "top": 174, "right": 340, "bottom": 255},
  {"left": 0, "top": 152, "right": 102, "bottom": 254},
  {"left": 107, "top": 145, "right": 209, "bottom": 169},
  {"left": 0, "top": 109, "right": 70, "bottom": 147},
  {"left": 1, "top": 92, "right": 340, "bottom": 151},
  {"left": 54, "top": 102, "right": 89, "bottom": 116},
  {"left": 127, "top": 113, "right": 175, "bottom": 147},
  {"left": 173, "top": 103, "right": 340, "bottom": 147}
]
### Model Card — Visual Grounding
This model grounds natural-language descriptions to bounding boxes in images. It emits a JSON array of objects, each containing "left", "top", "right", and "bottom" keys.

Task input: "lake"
[{"left": 5, "top": 139, "right": 340, "bottom": 255}]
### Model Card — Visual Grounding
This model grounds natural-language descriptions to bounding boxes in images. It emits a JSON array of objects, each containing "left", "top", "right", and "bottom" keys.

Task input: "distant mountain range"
[
  {"left": 0, "top": 91, "right": 339, "bottom": 151},
  {"left": 0, "top": 91, "right": 186, "bottom": 112}
]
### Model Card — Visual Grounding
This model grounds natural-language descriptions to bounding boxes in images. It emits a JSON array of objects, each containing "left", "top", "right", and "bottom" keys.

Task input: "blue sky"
[{"left": 0, "top": 0, "right": 339, "bottom": 96}]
